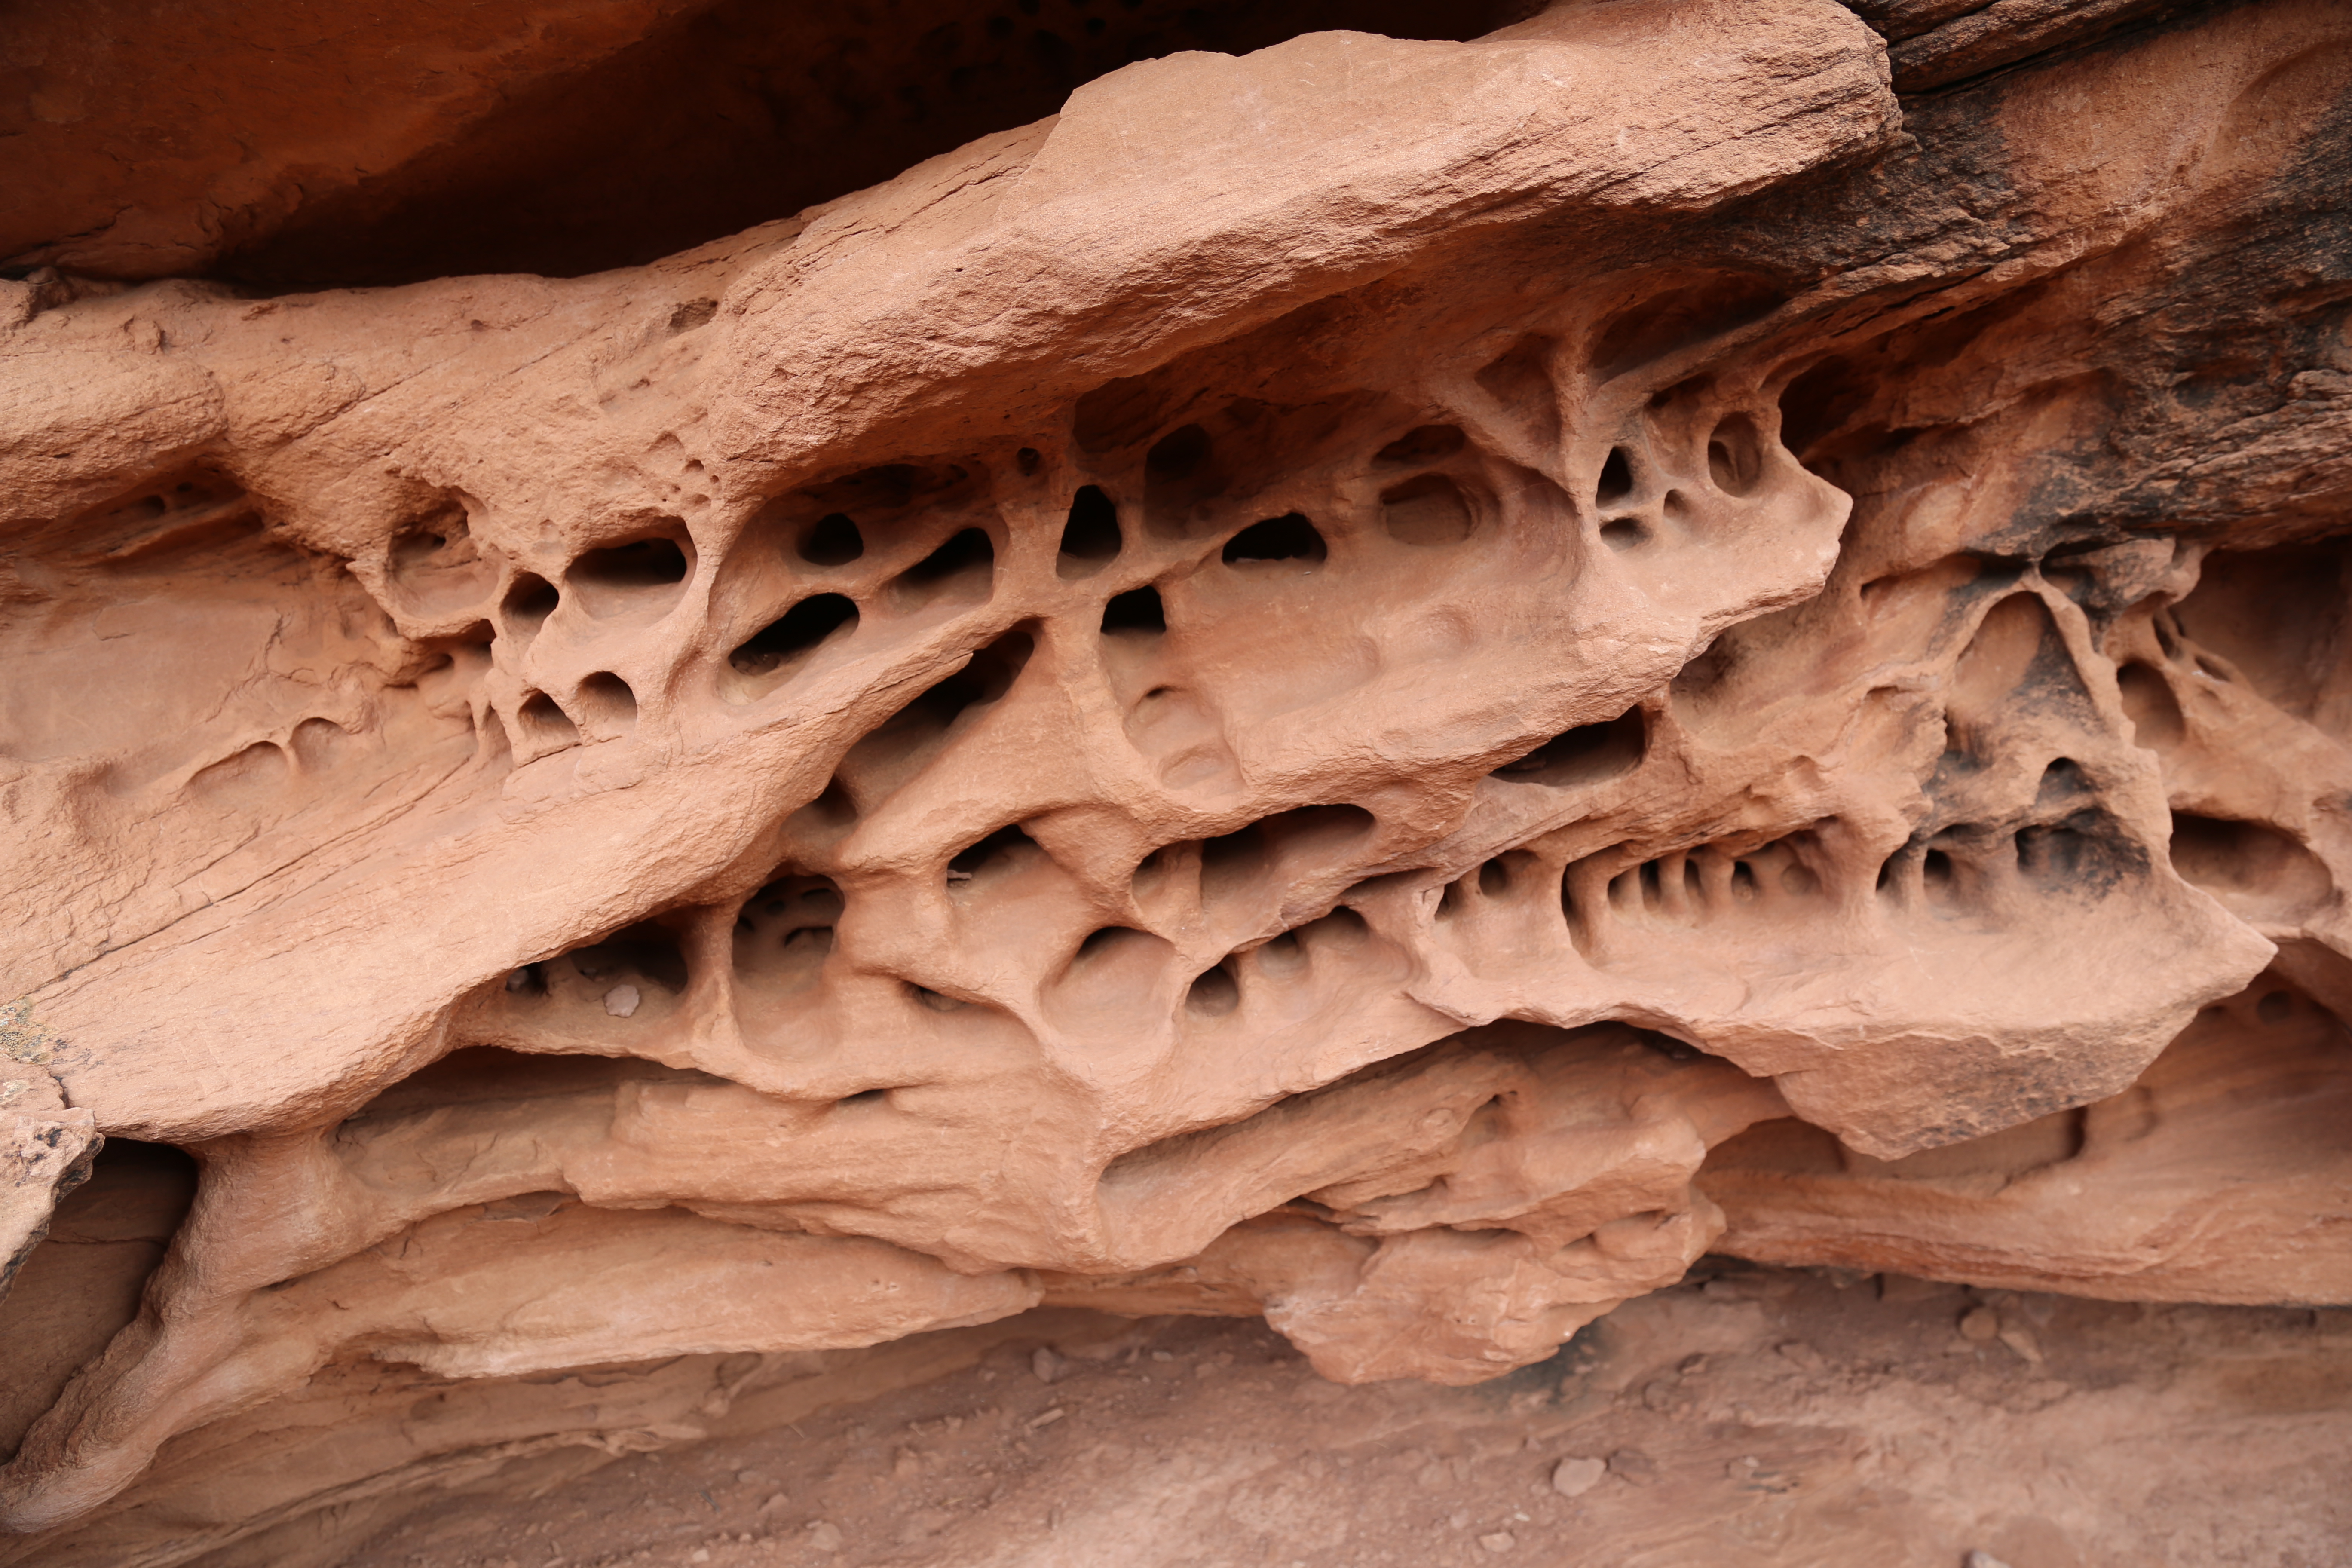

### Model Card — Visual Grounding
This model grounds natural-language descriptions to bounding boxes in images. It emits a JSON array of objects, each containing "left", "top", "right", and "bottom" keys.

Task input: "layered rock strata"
[{"left": 3, "top": 0, "right": 2349, "bottom": 1562}]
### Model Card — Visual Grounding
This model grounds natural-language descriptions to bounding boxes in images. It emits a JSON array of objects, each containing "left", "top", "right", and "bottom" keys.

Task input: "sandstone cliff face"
[{"left": 2, "top": 0, "right": 2349, "bottom": 1562}]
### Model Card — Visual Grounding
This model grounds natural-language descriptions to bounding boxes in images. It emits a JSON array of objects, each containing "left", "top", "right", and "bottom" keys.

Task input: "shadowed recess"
[
  {"left": 1492, "top": 708, "right": 1646, "bottom": 788},
  {"left": 1222, "top": 515, "right": 1327, "bottom": 565},
  {"left": 1102, "top": 585, "right": 1167, "bottom": 634},
  {"left": 732, "top": 594, "right": 860, "bottom": 674},
  {"left": 11, "top": 0, "right": 1521, "bottom": 288},
  {"left": 1060, "top": 486, "right": 1124, "bottom": 567},
  {"left": 798, "top": 513, "right": 865, "bottom": 567}
]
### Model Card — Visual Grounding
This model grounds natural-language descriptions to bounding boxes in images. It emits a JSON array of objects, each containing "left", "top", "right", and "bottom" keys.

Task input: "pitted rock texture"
[{"left": 2, "top": 0, "right": 2351, "bottom": 1561}]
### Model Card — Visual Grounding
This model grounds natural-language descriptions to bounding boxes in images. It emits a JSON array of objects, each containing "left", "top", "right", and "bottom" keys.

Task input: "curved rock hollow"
[{"left": 3, "top": 0, "right": 2351, "bottom": 1560}]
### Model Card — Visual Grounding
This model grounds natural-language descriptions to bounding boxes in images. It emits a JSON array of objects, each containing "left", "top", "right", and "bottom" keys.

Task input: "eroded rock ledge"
[{"left": 3, "top": 0, "right": 2349, "bottom": 1562}]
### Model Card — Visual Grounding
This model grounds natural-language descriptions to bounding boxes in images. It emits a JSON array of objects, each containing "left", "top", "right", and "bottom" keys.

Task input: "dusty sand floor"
[{"left": 343, "top": 1264, "right": 2352, "bottom": 1568}]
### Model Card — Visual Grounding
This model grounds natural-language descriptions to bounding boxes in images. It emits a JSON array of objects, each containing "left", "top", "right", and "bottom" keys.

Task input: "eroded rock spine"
[{"left": 2, "top": 0, "right": 2349, "bottom": 1561}]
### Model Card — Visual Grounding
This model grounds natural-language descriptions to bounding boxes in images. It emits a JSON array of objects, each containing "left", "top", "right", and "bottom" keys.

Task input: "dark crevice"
[
  {"left": 1146, "top": 424, "right": 1213, "bottom": 480},
  {"left": 502, "top": 573, "right": 559, "bottom": 626},
  {"left": 1596, "top": 447, "right": 1635, "bottom": 508},
  {"left": 1186, "top": 962, "right": 1240, "bottom": 1018},
  {"left": 1059, "top": 485, "right": 1123, "bottom": 565},
  {"left": 947, "top": 824, "right": 1039, "bottom": 883},
  {"left": 191, "top": 0, "right": 1522, "bottom": 290},
  {"left": 731, "top": 593, "right": 859, "bottom": 675},
  {"left": 1076, "top": 925, "right": 1146, "bottom": 959},
  {"left": 733, "top": 875, "right": 843, "bottom": 983},
  {"left": 907, "top": 630, "right": 1035, "bottom": 728},
  {"left": 1222, "top": 514, "right": 1326, "bottom": 566},
  {"left": 816, "top": 628, "right": 1038, "bottom": 814},
  {"left": 569, "top": 536, "right": 688, "bottom": 592},
  {"left": 1197, "top": 805, "right": 1376, "bottom": 908},
  {"left": 0, "top": 1139, "right": 198, "bottom": 1458},
  {"left": 568, "top": 920, "right": 690, "bottom": 994},
  {"left": 1102, "top": 585, "right": 1167, "bottom": 634},
  {"left": 798, "top": 512, "right": 865, "bottom": 567},
  {"left": 518, "top": 691, "right": 578, "bottom": 740},
  {"left": 576, "top": 672, "right": 637, "bottom": 726},
  {"left": 1380, "top": 474, "right": 1474, "bottom": 546},
  {"left": 1374, "top": 424, "right": 1467, "bottom": 465},
  {"left": 1492, "top": 707, "right": 1647, "bottom": 789},
  {"left": 896, "top": 528, "right": 996, "bottom": 590}
]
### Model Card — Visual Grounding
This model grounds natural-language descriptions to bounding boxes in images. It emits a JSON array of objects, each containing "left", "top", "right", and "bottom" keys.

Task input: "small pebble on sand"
[
  {"left": 603, "top": 984, "right": 640, "bottom": 1018},
  {"left": 1550, "top": 1456, "right": 1605, "bottom": 1498}
]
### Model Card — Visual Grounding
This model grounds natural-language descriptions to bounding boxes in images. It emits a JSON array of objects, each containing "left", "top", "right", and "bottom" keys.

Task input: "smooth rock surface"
[{"left": 2, "top": 0, "right": 2349, "bottom": 1559}]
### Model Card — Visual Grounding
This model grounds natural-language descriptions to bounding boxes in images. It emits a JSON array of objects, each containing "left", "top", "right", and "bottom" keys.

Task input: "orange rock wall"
[{"left": 3, "top": 0, "right": 2349, "bottom": 1561}]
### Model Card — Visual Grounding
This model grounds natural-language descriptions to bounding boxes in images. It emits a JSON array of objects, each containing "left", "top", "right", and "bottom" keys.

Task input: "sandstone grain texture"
[
  {"left": 340, "top": 1281, "right": 2352, "bottom": 1568},
  {"left": 2, "top": 0, "right": 2349, "bottom": 1559}
]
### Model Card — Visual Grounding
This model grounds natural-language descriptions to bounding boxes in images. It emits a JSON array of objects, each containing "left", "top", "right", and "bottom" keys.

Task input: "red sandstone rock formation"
[{"left": 2, "top": 0, "right": 2348, "bottom": 1561}]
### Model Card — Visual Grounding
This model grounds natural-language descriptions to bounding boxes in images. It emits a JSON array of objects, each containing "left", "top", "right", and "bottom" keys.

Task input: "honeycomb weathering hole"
[
  {"left": 2119, "top": 662, "right": 2185, "bottom": 748},
  {"left": 1146, "top": 423, "right": 1212, "bottom": 479},
  {"left": 501, "top": 573, "right": 559, "bottom": 626},
  {"left": 811, "top": 628, "right": 1036, "bottom": 817},
  {"left": 734, "top": 874, "right": 843, "bottom": 987},
  {"left": 576, "top": 672, "right": 636, "bottom": 729},
  {"left": 910, "top": 983, "right": 967, "bottom": 1011},
  {"left": 1075, "top": 925, "right": 1149, "bottom": 962},
  {"left": 1198, "top": 805, "right": 1377, "bottom": 910},
  {"left": 1059, "top": 485, "right": 1123, "bottom": 570},
  {"left": 387, "top": 523, "right": 453, "bottom": 573},
  {"left": 1596, "top": 447, "right": 1635, "bottom": 507},
  {"left": 1493, "top": 707, "right": 1646, "bottom": 788},
  {"left": 0, "top": 1139, "right": 196, "bottom": 1459},
  {"left": 912, "top": 630, "right": 1035, "bottom": 727},
  {"left": 187, "top": 741, "right": 288, "bottom": 802},
  {"left": 1706, "top": 413, "right": 1764, "bottom": 496},
  {"left": 946, "top": 823, "right": 1039, "bottom": 884},
  {"left": 567, "top": 534, "right": 690, "bottom": 614},
  {"left": 602, "top": 923, "right": 687, "bottom": 986},
  {"left": 2169, "top": 814, "right": 2331, "bottom": 913},
  {"left": 1374, "top": 424, "right": 1468, "bottom": 465},
  {"left": 730, "top": 593, "right": 858, "bottom": 674},
  {"left": 1379, "top": 474, "right": 1474, "bottom": 545},
  {"left": 798, "top": 513, "right": 864, "bottom": 566},
  {"left": 1221, "top": 514, "right": 1326, "bottom": 566},
  {"left": 897, "top": 527, "right": 995, "bottom": 591},
  {"left": 1476, "top": 333, "right": 1558, "bottom": 435},
  {"left": 2014, "top": 813, "right": 2127, "bottom": 893},
  {"left": 1101, "top": 585, "right": 1166, "bottom": 634},
  {"left": 518, "top": 692, "right": 577, "bottom": 741},
  {"left": 386, "top": 511, "right": 493, "bottom": 617},
  {"left": 1185, "top": 961, "right": 1241, "bottom": 1017},
  {"left": 7, "top": 8, "right": 2345, "bottom": 1556}
]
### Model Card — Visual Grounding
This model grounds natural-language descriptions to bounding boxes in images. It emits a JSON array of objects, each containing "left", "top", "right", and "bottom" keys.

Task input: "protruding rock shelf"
[{"left": 3, "top": 0, "right": 2348, "bottom": 1561}]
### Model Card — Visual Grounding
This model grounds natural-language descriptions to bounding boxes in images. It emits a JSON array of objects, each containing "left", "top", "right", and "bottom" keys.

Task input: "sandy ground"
[{"left": 341, "top": 1263, "right": 2352, "bottom": 1568}]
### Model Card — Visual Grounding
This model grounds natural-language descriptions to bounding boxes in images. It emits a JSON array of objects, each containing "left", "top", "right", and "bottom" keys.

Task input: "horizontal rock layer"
[{"left": 2, "top": 0, "right": 2349, "bottom": 1560}]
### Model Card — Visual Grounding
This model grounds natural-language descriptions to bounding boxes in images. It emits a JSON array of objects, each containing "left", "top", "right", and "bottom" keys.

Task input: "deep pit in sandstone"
[{"left": 3, "top": 0, "right": 2350, "bottom": 1564}]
